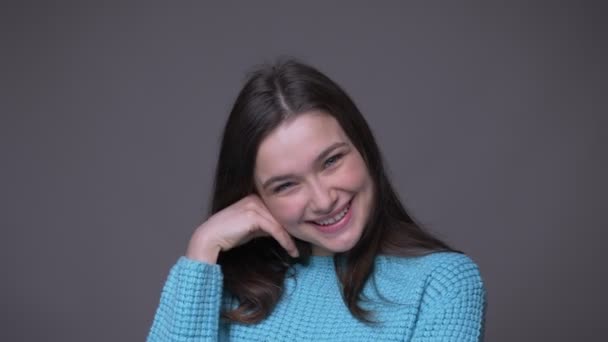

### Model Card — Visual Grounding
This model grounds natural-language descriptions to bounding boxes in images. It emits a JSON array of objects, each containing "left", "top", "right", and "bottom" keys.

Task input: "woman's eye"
[
  {"left": 273, "top": 182, "right": 294, "bottom": 193},
  {"left": 324, "top": 153, "right": 343, "bottom": 168}
]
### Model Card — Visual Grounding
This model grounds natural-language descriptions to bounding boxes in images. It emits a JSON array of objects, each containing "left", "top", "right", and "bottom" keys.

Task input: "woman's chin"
[{"left": 310, "top": 234, "right": 361, "bottom": 256}]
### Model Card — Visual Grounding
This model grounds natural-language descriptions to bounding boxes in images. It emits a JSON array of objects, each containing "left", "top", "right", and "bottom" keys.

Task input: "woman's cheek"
[{"left": 341, "top": 157, "right": 369, "bottom": 187}]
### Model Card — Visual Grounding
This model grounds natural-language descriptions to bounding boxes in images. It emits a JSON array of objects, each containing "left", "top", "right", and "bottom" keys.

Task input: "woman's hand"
[{"left": 185, "top": 194, "right": 299, "bottom": 264}]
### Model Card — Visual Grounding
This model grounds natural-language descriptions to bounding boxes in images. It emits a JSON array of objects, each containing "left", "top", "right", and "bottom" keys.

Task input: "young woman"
[{"left": 147, "top": 59, "right": 486, "bottom": 341}]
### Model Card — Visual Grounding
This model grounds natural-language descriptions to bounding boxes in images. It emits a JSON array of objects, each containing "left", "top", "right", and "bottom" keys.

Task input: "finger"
[
  {"left": 248, "top": 204, "right": 281, "bottom": 230},
  {"left": 241, "top": 196, "right": 291, "bottom": 237},
  {"left": 244, "top": 197, "right": 290, "bottom": 234},
  {"left": 239, "top": 196, "right": 300, "bottom": 257},
  {"left": 252, "top": 213, "right": 299, "bottom": 258}
]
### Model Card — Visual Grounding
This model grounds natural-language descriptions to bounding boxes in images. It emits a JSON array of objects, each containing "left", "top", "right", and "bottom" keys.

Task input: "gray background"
[{"left": 1, "top": 1, "right": 606, "bottom": 341}]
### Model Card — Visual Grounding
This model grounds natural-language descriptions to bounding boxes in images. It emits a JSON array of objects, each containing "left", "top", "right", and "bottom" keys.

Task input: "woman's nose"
[{"left": 309, "top": 180, "right": 337, "bottom": 215}]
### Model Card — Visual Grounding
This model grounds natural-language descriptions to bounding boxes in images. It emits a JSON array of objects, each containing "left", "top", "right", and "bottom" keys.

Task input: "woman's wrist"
[
  {"left": 185, "top": 232, "right": 222, "bottom": 264},
  {"left": 186, "top": 244, "right": 221, "bottom": 264}
]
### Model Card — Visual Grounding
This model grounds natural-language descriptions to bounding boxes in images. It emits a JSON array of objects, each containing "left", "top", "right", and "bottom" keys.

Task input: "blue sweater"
[{"left": 147, "top": 252, "right": 486, "bottom": 341}]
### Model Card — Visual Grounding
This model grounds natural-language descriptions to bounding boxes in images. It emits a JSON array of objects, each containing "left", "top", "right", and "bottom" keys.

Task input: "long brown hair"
[{"left": 211, "top": 58, "right": 456, "bottom": 324}]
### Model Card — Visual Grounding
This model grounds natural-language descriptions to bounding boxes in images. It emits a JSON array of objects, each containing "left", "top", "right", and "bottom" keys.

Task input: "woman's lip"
[
  {"left": 307, "top": 199, "right": 353, "bottom": 234},
  {"left": 307, "top": 200, "right": 352, "bottom": 223}
]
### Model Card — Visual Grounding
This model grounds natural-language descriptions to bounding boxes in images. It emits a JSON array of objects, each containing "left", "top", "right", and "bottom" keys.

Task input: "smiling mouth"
[{"left": 307, "top": 200, "right": 352, "bottom": 226}]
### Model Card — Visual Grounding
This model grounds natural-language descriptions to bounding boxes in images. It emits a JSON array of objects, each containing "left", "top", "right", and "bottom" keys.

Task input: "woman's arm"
[
  {"left": 410, "top": 254, "right": 487, "bottom": 342},
  {"left": 147, "top": 194, "right": 299, "bottom": 341},
  {"left": 147, "top": 257, "right": 224, "bottom": 342}
]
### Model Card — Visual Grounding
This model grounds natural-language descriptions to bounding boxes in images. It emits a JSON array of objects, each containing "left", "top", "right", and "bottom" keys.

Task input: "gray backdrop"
[{"left": 1, "top": 2, "right": 606, "bottom": 341}]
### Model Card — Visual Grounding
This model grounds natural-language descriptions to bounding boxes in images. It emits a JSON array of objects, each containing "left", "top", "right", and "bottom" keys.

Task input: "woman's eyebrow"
[
  {"left": 261, "top": 141, "right": 348, "bottom": 190},
  {"left": 314, "top": 141, "right": 348, "bottom": 165}
]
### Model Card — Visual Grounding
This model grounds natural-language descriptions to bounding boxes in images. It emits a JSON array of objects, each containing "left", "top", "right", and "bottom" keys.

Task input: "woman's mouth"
[{"left": 307, "top": 199, "right": 353, "bottom": 234}]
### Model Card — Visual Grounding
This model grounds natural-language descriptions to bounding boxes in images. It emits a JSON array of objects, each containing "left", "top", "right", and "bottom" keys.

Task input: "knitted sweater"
[{"left": 147, "top": 251, "right": 486, "bottom": 341}]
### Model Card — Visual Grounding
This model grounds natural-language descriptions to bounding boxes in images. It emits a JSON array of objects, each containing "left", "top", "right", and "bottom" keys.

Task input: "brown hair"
[{"left": 211, "top": 58, "right": 456, "bottom": 324}]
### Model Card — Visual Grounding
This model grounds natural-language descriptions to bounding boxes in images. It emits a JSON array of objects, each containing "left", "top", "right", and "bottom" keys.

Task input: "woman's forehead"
[{"left": 254, "top": 112, "right": 349, "bottom": 177}]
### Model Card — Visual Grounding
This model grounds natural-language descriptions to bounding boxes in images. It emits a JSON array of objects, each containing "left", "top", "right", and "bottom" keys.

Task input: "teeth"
[{"left": 314, "top": 204, "right": 349, "bottom": 226}]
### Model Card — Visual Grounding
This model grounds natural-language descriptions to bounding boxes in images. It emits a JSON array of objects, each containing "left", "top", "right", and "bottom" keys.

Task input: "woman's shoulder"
[
  {"left": 376, "top": 251, "right": 484, "bottom": 290},
  {"left": 379, "top": 250, "right": 478, "bottom": 269}
]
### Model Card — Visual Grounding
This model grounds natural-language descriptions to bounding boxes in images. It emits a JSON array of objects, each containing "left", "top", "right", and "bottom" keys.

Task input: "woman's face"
[{"left": 254, "top": 111, "right": 374, "bottom": 256}]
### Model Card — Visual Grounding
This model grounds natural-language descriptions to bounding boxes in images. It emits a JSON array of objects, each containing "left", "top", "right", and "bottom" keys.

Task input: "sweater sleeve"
[
  {"left": 147, "top": 256, "right": 224, "bottom": 342},
  {"left": 410, "top": 254, "right": 487, "bottom": 342}
]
